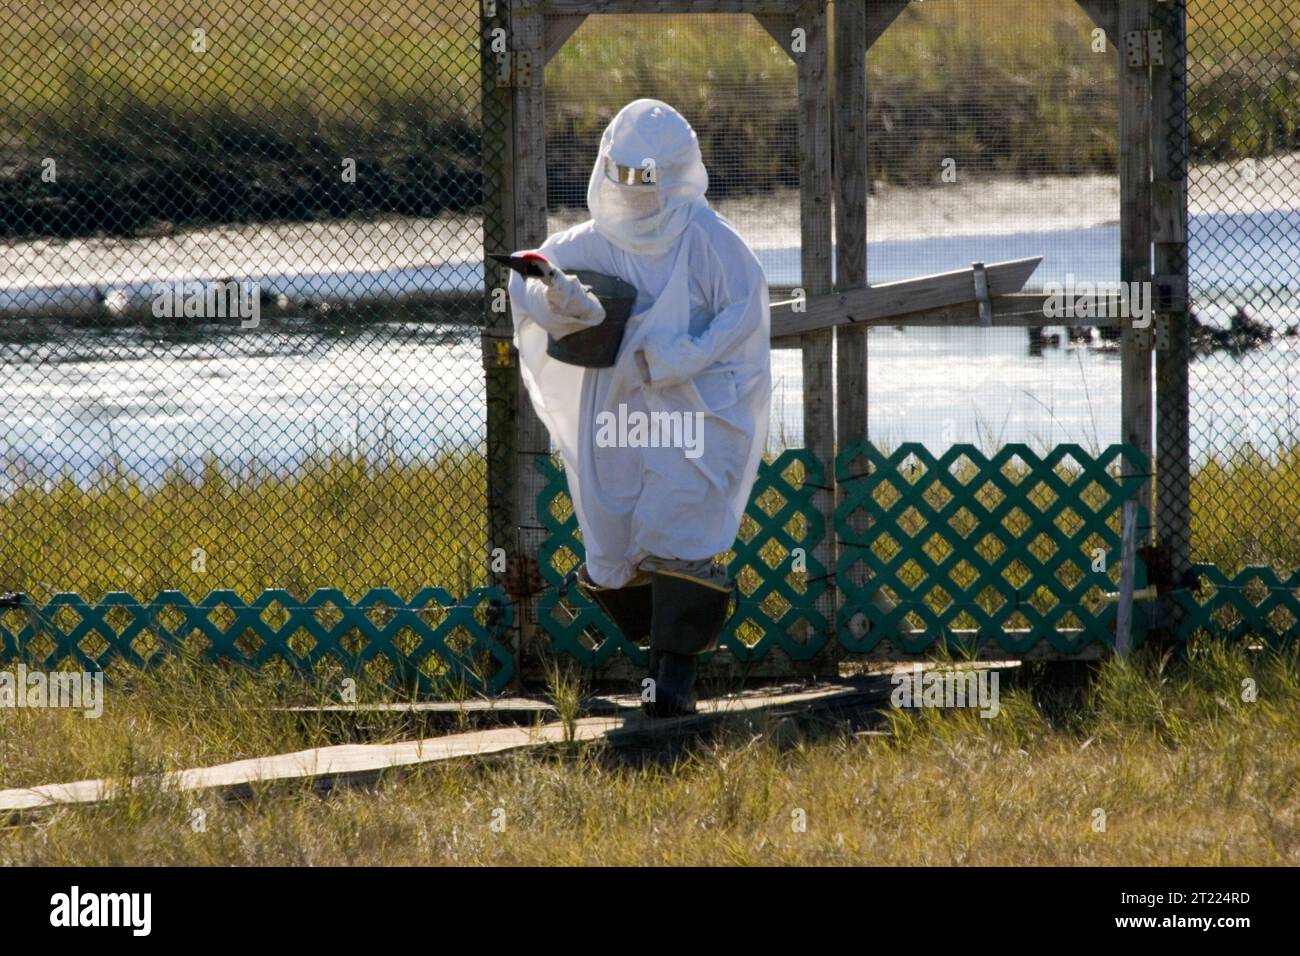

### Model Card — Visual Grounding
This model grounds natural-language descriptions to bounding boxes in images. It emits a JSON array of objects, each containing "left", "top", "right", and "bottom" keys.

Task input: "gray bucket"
[{"left": 546, "top": 270, "right": 638, "bottom": 368}]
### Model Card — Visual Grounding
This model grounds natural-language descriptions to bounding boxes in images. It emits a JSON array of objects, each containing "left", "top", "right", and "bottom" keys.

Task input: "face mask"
[
  {"left": 604, "top": 182, "right": 663, "bottom": 219},
  {"left": 588, "top": 120, "right": 705, "bottom": 254},
  {"left": 601, "top": 155, "right": 662, "bottom": 218}
]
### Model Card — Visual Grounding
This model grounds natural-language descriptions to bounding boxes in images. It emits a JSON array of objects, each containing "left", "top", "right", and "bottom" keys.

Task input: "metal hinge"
[
  {"left": 1131, "top": 323, "right": 1155, "bottom": 351},
  {"left": 494, "top": 49, "right": 534, "bottom": 88},
  {"left": 1154, "top": 314, "right": 1171, "bottom": 351},
  {"left": 1125, "top": 29, "right": 1165, "bottom": 67},
  {"left": 481, "top": 333, "right": 515, "bottom": 369}
]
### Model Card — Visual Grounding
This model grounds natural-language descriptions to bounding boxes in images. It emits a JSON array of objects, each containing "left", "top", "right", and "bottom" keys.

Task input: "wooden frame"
[{"left": 486, "top": 0, "right": 1189, "bottom": 676}]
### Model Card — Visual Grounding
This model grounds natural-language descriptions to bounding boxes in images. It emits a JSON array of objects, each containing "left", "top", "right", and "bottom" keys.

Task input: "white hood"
[{"left": 586, "top": 99, "right": 709, "bottom": 256}]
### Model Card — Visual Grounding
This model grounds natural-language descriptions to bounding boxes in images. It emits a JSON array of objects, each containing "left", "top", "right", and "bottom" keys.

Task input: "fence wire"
[
  {"left": 0, "top": 0, "right": 1295, "bottom": 612},
  {"left": 1, "top": 1, "right": 488, "bottom": 604},
  {"left": 1183, "top": 0, "right": 1300, "bottom": 575}
]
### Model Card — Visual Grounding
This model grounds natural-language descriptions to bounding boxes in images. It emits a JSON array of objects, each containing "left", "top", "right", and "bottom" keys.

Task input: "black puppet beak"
[{"left": 488, "top": 253, "right": 551, "bottom": 278}]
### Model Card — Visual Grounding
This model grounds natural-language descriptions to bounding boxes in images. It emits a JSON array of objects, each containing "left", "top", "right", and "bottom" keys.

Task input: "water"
[{"left": 2, "top": 207, "right": 1297, "bottom": 489}]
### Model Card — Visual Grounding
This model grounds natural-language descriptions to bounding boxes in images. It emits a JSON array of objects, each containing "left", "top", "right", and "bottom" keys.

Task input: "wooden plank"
[
  {"left": 775, "top": 293, "right": 1127, "bottom": 340},
  {"left": 530, "top": 631, "right": 1109, "bottom": 682},
  {"left": 541, "top": 0, "right": 802, "bottom": 13},
  {"left": 0, "top": 684, "right": 870, "bottom": 819},
  {"left": 482, "top": 0, "right": 520, "bottom": 684},
  {"left": 1075, "top": 0, "right": 1118, "bottom": 44},
  {"left": 853, "top": 293, "right": 1124, "bottom": 329},
  {"left": 865, "top": 0, "right": 910, "bottom": 49},
  {"left": 772, "top": 257, "right": 1041, "bottom": 336},
  {"left": 773, "top": 303, "right": 1119, "bottom": 347},
  {"left": 844, "top": 640, "right": 1107, "bottom": 662},
  {"left": 1115, "top": 498, "right": 1138, "bottom": 655},
  {"left": 834, "top": 0, "right": 869, "bottom": 451},
  {"left": 754, "top": 13, "right": 797, "bottom": 56},
  {"left": 794, "top": 0, "right": 839, "bottom": 677},
  {"left": 541, "top": 646, "right": 849, "bottom": 683},
  {"left": 511, "top": 2, "right": 555, "bottom": 679},
  {"left": 1118, "top": 0, "right": 1154, "bottom": 551},
  {"left": 280, "top": 696, "right": 633, "bottom": 715},
  {"left": 543, "top": 14, "right": 587, "bottom": 64},
  {"left": 0, "top": 721, "right": 621, "bottom": 817}
]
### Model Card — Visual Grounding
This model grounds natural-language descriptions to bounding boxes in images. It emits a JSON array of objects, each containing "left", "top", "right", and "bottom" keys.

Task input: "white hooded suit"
[{"left": 508, "top": 100, "right": 771, "bottom": 589}]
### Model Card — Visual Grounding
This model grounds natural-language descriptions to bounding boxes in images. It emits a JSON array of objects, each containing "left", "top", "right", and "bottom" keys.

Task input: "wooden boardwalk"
[{"left": 0, "top": 681, "right": 888, "bottom": 822}]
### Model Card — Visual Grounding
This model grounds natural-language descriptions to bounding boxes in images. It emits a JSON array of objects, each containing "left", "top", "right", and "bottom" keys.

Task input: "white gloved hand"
[{"left": 544, "top": 270, "right": 606, "bottom": 324}]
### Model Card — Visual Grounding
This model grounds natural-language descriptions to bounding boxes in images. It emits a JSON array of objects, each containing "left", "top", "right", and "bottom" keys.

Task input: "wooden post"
[
  {"left": 508, "top": 0, "right": 552, "bottom": 678},
  {"left": 1118, "top": 0, "right": 1154, "bottom": 552},
  {"left": 833, "top": 0, "right": 868, "bottom": 642},
  {"left": 835, "top": 0, "right": 869, "bottom": 451},
  {"left": 1152, "top": 0, "right": 1191, "bottom": 610},
  {"left": 1115, "top": 499, "right": 1138, "bottom": 656},
  {"left": 797, "top": 2, "right": 837, "bottom": 672},
  {"left": 482, "top": 0, "right": 521, "bottom": 683},
  {"left": 835, "top": 0, "right": 869, "bottom": 638},
  {"left": 836, "top": 2, "right": 910, "bottom": 643},
  {"left": 757, "top": 2, "right": 836, "bottom": 674}
]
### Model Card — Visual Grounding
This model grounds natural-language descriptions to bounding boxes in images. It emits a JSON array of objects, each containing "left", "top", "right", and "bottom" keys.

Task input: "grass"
[
  {"left": 3, "top": 441, "right": 1296, "bottom": 608},
  {"left": 1191, "top": 444, "right": 1300, "bottom": 571},
  {"left": 0, "top": 450, "right": 488, "bottom": 604},
  {"left": 1, "top": 1, "right": 1296, "bottom": 235},
  {"left": 1, "top": 1, "right": 480, "bottom": 134},
  {"left": 0, "top": 640, "right": 1295, "bottom": 864},
  {"left": 1, "top": 1, "right": 1294, "bottom": 864}
]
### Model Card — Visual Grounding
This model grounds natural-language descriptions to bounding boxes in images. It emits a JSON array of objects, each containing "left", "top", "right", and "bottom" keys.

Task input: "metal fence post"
[{"left": 482, "top": 0, "right": 524, "bottom": 686}]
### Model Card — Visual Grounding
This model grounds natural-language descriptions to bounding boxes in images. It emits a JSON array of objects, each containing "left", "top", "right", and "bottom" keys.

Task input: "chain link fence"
[
  {"left": 862, "top": 0, "right": 1122, "bottom": 456},
  {"left": 1, "top": 0, "right": 1295, "bottom": 614},
  {"left": 1, "top": 1, "right": 488, "bottom": 605},
  {"left": 1183, "top": 0, "right": 1300, "bottom": 575}
]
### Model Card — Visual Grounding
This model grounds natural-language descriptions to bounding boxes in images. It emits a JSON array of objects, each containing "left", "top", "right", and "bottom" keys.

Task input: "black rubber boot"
[
  {"left": 643, "top": 569, "right": 733, "bottom": 718},
  {"left": 646, "top": 651, "right": 698, "bottom": 718},
  {"left": 575, "top": 565, "right": 651, "bottom": 641},
  {"left": 650, "top": 569, "right": 732, "bottom": 655},
  {"left": 642, "top": 647, "right": 664, "bottom": 716}
]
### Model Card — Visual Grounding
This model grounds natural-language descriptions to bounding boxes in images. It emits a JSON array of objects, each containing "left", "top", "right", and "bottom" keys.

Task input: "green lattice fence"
[
  {"left": 835, "top": 443, "right": 1151, "bottom": 655},
  {"left": 1178, "top": 565, "right": 1300, "bottom": 645},
  {"left": 0, "top": 587, "right": 513, "bottom": 694},
  {"left": 7, "top": 446, "right": 1295, "bottom": 695},
  {"left": 535, "top": 449, "right": 830, "bottom": 667}
]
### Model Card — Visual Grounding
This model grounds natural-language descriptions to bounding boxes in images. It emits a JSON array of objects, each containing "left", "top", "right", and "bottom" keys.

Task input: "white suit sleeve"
[{"left": 640, "top": 234, "right": 767, "bottom": 387}]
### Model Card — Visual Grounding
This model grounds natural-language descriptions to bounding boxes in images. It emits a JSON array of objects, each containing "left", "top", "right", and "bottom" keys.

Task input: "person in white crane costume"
[{"left": 507, "top": 99, "right": 771, "bottom": 716}]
